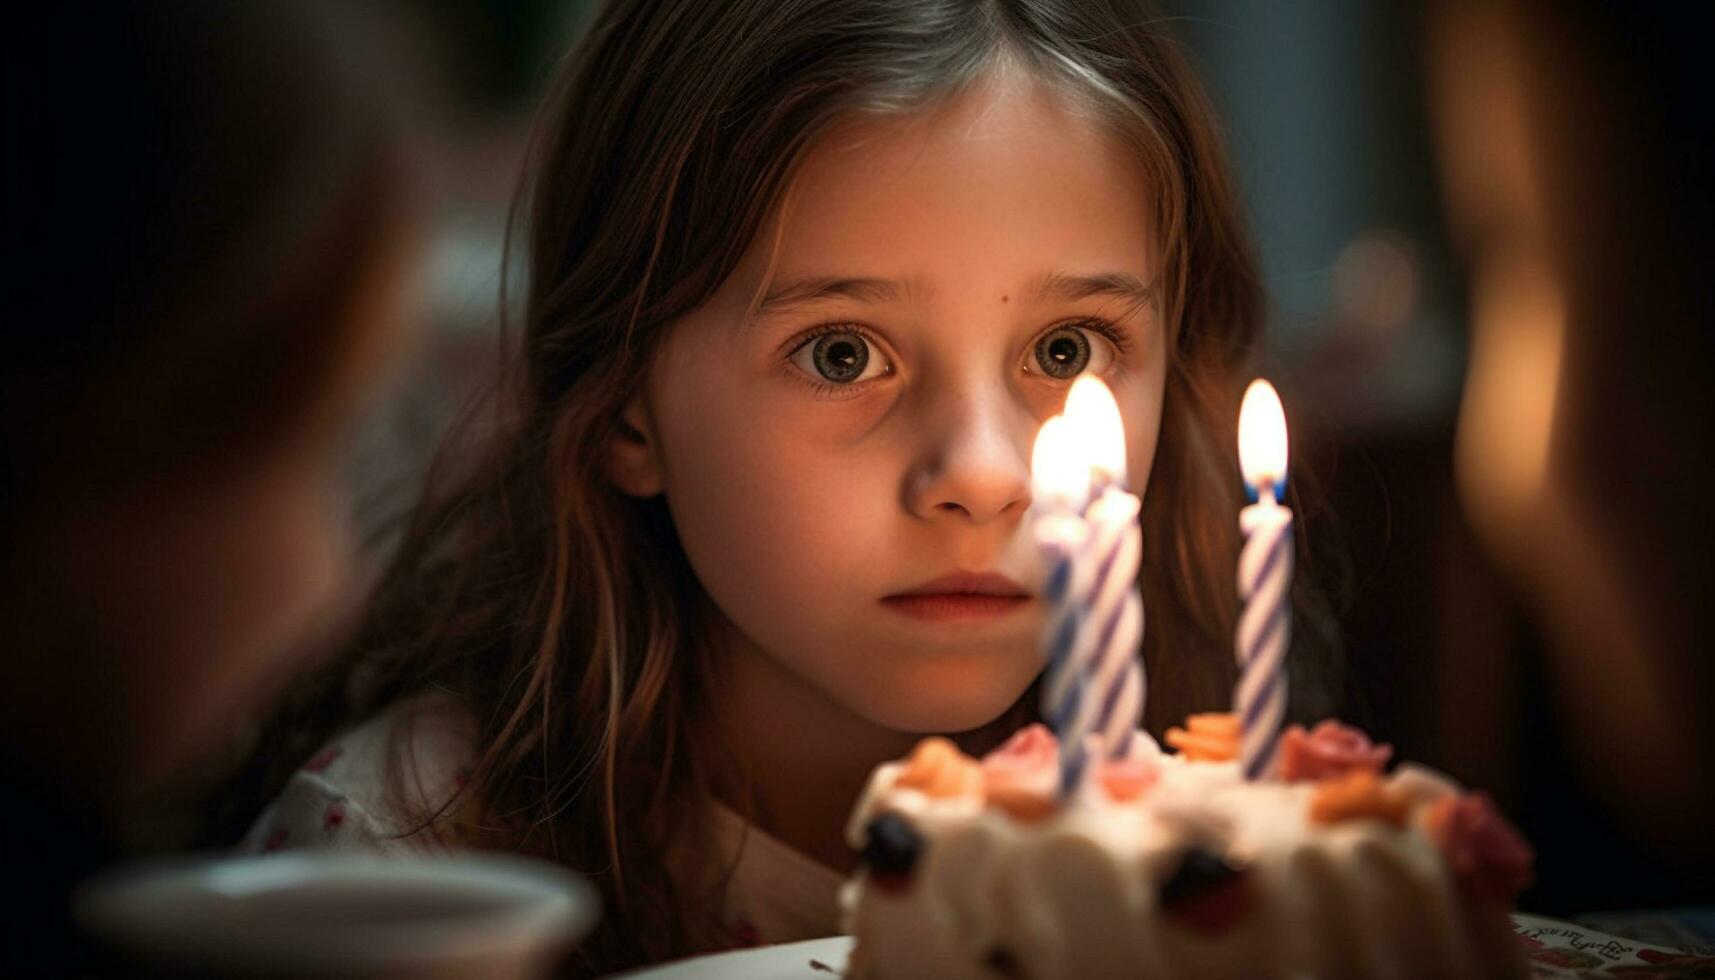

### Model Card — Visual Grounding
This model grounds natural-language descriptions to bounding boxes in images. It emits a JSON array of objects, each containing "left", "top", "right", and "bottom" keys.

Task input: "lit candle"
[
  {"left": 1031, "top": 377, "right": 1147, "bottom": 798},
  {"left": 1235, "top": 379, "right": 1294, "bottom": 780},
  {"left": 1032, "top": 415, "right": 1093, "bottom": 796}
]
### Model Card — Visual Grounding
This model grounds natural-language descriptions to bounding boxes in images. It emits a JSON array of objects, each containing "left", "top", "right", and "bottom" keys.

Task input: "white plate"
[
  {"left": 77, "top": 851, "right": 600, "bottom": 979},
  {"left": 616, "top": 936, "right": 853, "bottom": 978}
]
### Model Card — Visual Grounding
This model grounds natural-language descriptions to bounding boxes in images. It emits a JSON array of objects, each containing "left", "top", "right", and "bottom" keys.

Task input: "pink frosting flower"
[
  {"left": 1097, "top": 756, "right": 1160, "bottom": 802},
  {"left": 981, "top": 723, "right": 1058, "bottom": 777},
  {"left": 1277, "top": 719, "right": 1393, "bottom": 782},
  {"left": 977, "top": 725, "right": 1057, "bottom": 817},
  {"left": 982, "top": 724, "right": 1060, "bottom": 788},
  {"left": 1426, "top": 792, "right": 1535, "bottom": 903}
]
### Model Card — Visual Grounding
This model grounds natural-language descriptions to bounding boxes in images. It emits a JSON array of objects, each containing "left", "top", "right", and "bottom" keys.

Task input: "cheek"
[
  {"left": 644, "top": 321, "right": 1070, "bottom": 733},
  {"left": 1121, "top": 340, "right": 1170, "bottom": 495},
  {"left": 649, "top": 334, "right": 898, "bottom": 622}
]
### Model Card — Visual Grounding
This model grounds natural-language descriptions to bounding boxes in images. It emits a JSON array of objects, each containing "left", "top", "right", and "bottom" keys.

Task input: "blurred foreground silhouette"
[
  {"left": 2, "top": 1, "right": 420, "bottom": 969},
  {"left": 1426, "top": 0, "right": 1715, "bottom": 911}
]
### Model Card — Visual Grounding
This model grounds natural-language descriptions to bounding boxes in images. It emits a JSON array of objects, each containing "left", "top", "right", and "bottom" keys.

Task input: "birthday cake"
[{"left": 839, "top": 716, "right": 1533, "bottom": 979}]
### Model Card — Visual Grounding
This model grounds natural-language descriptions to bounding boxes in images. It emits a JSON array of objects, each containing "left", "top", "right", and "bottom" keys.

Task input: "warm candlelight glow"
[
  {"left": 1454, "top": 245, "right": 1563, "bottom": 531},
  {"left": 1239, "top": 379, "right": 1290, "bottom": 494},
  {"left": 1030, "top": 375, "right": 1147, "bottom": 789},
  {"left": 1031, "top": 415, "right": 1091, "bottom": 510},
  {"left": 1063, "top": 376, "right": 1128, "bottom": 487}
]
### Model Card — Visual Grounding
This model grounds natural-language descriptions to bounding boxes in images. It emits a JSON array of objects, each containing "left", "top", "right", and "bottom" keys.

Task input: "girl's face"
[{"left": 628, "top": 73, "right": 1167, "bottom": 734}]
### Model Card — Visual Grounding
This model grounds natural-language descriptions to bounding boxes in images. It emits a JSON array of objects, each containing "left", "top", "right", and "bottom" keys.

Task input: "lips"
[{"left": 881, "top": 571, "right": 1032, "bottom": 622}]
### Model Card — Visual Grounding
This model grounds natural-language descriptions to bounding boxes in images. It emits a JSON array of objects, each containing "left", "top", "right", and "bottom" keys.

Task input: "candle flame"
[
  {"left": 1031, "top": 415, "right": 1090, "bottom": 509},
  {"left": 1063, "top": 376, "right": 1128, "bottom": 487},
  {"left": 1238, "top": 379, "right": 1289, "bottom": 493}
]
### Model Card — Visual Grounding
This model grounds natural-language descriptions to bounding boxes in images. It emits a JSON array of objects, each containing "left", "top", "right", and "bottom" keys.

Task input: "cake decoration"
[
  {"left": 979, "top": 723, "right": 1057, "bottom": 783},
  {"left": 984, "top": 783, "right": 1057, "bottom": 823},
  {"left": 1307, "top": 769, "right": 1413, "bottom": 827},
  {"left": 841, "top": 720, "right": 1534, "bottom": 978},
  {"left": 1388, "top": 762, "right": 1462, "bottom": 805},
  {"left": 1278, "top": 718, "right": 1393, "bottom": 781},
  {"left": 894, "top": 736, "right": 983, "bottom": 800},
  {"left": 1158, "top": 847, "right": 1255, "bottom": 935},
  {"left": 859, "top": 813, "right": 923, "bottom": 895},
  {"left": 1095, "top": 755, "right": 1158, "bottom": 802},
  {"left": 1425, "top": 791, "right": 1535, "bottom": 902},
  {"left": 1163, "top": 711, "right": 1240, "bottom": 762},
  {"left": 979, "top": 724, "right": 1062, "bottom": 820}
]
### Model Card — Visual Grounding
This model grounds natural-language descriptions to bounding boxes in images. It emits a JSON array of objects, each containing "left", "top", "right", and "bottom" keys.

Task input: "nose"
[{"left": 903, "top": 389, "right": 1034, "bottom": 525}]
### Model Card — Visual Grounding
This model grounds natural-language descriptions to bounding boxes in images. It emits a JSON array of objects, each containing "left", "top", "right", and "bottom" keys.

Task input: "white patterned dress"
[{"left": 241, "top": 692, "right": 845, "bottom": 950}]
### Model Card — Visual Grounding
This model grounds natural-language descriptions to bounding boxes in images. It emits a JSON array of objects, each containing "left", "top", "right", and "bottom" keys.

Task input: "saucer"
[{"left": 77, "top": 850, "right": 600, "bottom": 978}]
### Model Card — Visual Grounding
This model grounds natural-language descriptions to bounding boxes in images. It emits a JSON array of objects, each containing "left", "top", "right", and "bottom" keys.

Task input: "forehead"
[{"left": 757, "top": 73, "right": 1157, "bottom": 298}]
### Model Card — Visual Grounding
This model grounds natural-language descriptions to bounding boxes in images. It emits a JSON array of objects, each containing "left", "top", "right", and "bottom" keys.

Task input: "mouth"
[{"left": 880, "top": 571, "right": 1033, "bottom": 622}]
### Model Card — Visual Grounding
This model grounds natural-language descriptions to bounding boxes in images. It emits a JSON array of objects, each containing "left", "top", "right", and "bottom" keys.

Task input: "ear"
[{"left": 605, "top": 397, "right": 664, "bottom": 498}]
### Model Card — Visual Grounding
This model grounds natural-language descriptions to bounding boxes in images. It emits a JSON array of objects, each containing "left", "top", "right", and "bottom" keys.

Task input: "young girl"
[{"left": 238, "top": 0, "right": 1339, "bottom": 973}]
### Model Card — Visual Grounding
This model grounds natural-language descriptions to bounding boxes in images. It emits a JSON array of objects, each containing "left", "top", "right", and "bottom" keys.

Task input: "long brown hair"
[{"left": 237, "top": 1, "right": 1340, "bottom": 973}]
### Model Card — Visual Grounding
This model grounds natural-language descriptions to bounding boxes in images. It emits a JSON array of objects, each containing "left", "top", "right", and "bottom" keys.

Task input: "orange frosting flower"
[
  {"left": 1308, "top": 770, "right": 1412, "bottom": 827},
  {"left": 1278, "top": 719, "right": 1393, "bottom": 782},
  {"left": 895, "top": 736, "right": 984, "bottom": 800},
  {"left": 1164, "top": 712, "right": 1240, "bottom": 762},
  {"left": 986, "top": 783, "right": 1057, "bottom": 823},
  {"left": 1425, "top": 792, "right": 1535, "bottom": 903}
]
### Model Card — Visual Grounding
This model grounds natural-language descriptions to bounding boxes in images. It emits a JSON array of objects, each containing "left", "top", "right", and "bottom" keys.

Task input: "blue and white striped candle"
[
  {"left": 1032, "top": 378, "right": 1147, "bottom": 799},
  {"left": 1234, "top": 379, "right": 1293, "bottom": 780},
  {"left": 1032, "top": 415, "right": 1094, "bottom": 797},
  {"left": 1062, "top": 379, "right": 1145, "bottom": 764}
]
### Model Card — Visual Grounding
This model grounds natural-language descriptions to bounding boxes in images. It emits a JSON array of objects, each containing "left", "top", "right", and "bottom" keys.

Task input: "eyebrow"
[
  {"left": 751, "top": 275, "right": 919, "bottom": 316},
  {"left": 749, "top": 270, "right": 1155, "bottom": 322},
  {"left": 1026, "top": 270, "right": 1155, "bottom": 308}
]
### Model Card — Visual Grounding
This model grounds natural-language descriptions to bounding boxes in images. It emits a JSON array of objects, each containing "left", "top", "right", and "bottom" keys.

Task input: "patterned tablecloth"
[
  {"left": 1514, "top": 911, "right": 1715, "bottom": 977},
  {"left": 620, "top": 911, "right": 1715, "bottom": 978}
]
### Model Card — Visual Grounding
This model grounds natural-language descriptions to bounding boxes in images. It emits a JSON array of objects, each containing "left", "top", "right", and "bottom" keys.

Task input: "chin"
[{"left": 848, "top": 651, "right": 1039, "bottom": 734}]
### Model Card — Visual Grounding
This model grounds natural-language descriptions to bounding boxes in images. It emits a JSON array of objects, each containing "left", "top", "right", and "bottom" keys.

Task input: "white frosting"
[{"left": 840, "top": 746, "right": 1525, "bottom": 980}]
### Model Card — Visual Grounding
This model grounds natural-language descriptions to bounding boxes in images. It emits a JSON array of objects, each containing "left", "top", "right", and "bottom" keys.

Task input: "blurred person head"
[
  {"left": 243, "top": 1, "right": 1345, "bottom": 972},
  {"left": 1428, "top": 0, "right": 1715, "bottom": 864},
  {"left": 0, "top": 1, "right": 419, "bottom": 815}
]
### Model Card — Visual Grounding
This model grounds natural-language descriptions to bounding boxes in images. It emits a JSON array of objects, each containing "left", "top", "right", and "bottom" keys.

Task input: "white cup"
[{"left": 76, "top": 851, "right": 600, "bottom": 979}]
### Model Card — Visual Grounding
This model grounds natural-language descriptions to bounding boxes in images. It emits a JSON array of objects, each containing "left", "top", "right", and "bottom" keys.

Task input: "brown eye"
[
  {"left": 789, "top": 328, "right": 889, "bottom": 385},
  {"left": 814, "top": 332, "right": 868, "bottom": 382},
  {"left": 1034, "top": 328, "right": 1089, "bottom": 379},
  {"left": 1026, "top": 322, "right": 1119, "bottom": 381}
]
